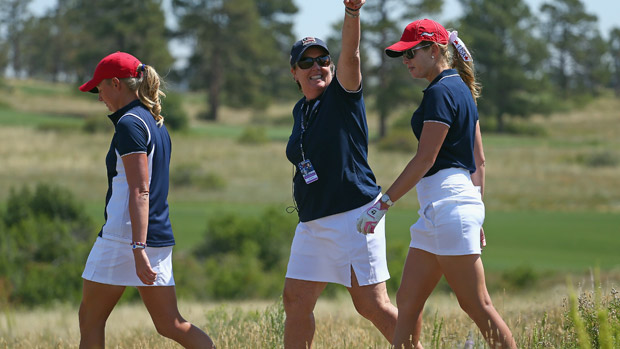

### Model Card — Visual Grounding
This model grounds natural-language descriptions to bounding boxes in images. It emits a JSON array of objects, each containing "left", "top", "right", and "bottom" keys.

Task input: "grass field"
[
  {"left": 1, "top": 275, "right": 619, "bottom": 348},
  {"left": 1, "top": 79, "right": 619, "bottom": 347}
]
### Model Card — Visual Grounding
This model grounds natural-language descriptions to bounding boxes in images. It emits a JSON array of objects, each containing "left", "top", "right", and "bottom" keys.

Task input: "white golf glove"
[{"left": 356, "top": 202, "right": 387, "bottom": 235}]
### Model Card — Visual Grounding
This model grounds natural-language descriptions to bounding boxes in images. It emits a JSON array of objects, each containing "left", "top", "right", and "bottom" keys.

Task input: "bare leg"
[
  {"left": 79, "top": 280, "right": 125, "bottom": 349},
  {"left": 346, "top": 268, "right": 397, "bottom": 341},
  {"left": 438, "top": 255, "right": 516, "bottom": 348},
  {"left": 393, "top": 249, "right": 443, "bottom": 348},
  {"left": 282, "top": 278, "right": 327, "bottom": 349},
  {"left": 138, "top": 286, "right": 215, "bottom": 349}
]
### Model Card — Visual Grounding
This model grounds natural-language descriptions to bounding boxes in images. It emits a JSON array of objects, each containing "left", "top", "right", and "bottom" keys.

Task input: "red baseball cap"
[
  {"left": 385, "top": 19, "right": 449, "bottom": 58},
  {"left": 79, "top": 51, "right": 142, "bottom": 93}
]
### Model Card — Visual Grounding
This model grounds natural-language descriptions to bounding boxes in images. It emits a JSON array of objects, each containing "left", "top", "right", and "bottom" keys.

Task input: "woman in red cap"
[
  {"left": 357, "top": 19, "right": 516, "bottom": 347},
  {"left": 77, "top": 52, "right": 215, "bottom": 349}
]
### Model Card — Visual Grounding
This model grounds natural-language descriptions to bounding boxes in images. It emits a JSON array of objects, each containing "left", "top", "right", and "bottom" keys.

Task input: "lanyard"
[{"left": 299, "top": 99, "right": 320, "bottom": 161}]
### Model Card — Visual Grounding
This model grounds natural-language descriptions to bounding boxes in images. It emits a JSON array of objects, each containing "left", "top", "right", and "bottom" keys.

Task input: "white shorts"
[
  {"left": 410, "top": 168, "right": 485, "bottom": 256},
  {"left": 82, "top": 237, "right": 175, "bottom": 286},
  {"left": 286, "top": 195, "right": 390, "bottom": 287}
]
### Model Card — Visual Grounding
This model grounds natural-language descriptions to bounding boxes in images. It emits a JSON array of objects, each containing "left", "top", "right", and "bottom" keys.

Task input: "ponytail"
[
  {"left": 451, "top": 51, "right": 481, "bottom": 103},
  {"left": 121, "top": 64, "right": 166, "bottom": 127},
  {"left": 447, "top": 31, "right": 481, "bottom": 103}
]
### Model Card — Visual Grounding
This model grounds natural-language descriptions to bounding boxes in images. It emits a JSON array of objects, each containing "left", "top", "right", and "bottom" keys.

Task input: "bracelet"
[
  {"left": 346, "top": 6, "right": 360, "bottom": 12},
  {"left": 131, "top": 241, "right": 146, "bottom": 249},
  {"left": 345, "top": 8, "right": 360, "bottom": 18}
]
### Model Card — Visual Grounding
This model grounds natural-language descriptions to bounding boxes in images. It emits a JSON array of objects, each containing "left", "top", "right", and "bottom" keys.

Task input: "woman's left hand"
[
  {"left": 343, "top": 0, "right": 365, "bottom": 10},
  {"left": 133, "top": 249, "right": 158, "bottom": 285}
]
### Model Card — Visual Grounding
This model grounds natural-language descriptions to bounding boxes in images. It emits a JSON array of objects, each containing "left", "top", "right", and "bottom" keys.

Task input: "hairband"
[
  {"left": 137, "top": 64, "right": 147, "bottom": 78},
  {"left": 449, "top": 31, "right": 472, "bottom": 62}
]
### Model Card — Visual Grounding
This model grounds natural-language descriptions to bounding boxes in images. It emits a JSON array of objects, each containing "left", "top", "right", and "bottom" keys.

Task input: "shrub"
[
  {"left": 161, "top": 92, "right": 189, "bottom": 131},
  {"left": 377, "top": 129, "right": 417, "bottom": 153},
  {"left": 576, "top": 151, "right": 619, "bottom": 168},
  {"left": 237, "top": 126, "right": 269, "bottom": 145},
  {"left": 83, "top": 114, "right": 113, "bottom": 133},
  {"left": 500, "top": 265, "right": 539, "bottom": 290},
  {"left": 0, "top": 184, "right": 94, "bottom": 306},
  {"left": 192, "top": 207, "right": 297, "bottom": 299},
  {"left": 171, "top": 163, "right": 227, "bottom": 190},
  {"left": 563, "top": 272, "right": 620, "bottom": 349}
]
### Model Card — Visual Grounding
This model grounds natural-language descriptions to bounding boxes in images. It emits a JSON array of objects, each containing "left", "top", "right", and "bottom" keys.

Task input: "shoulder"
[
  {"left": 330, "top": 74, "right": 362, "bottom": 99},
  {"left": 424, "top": 82, "right": 453, "bottom": 103}
]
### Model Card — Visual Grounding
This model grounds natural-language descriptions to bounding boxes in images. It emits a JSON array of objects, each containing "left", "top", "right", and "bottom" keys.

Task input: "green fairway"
[{"left": 384, "top": 208, "right": 620, "bottom": 272}]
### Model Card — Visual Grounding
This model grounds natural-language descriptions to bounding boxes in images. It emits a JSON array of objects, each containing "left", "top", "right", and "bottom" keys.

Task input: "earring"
[{"left": 431, "top": 55, "right": 435, "bottom": 59}]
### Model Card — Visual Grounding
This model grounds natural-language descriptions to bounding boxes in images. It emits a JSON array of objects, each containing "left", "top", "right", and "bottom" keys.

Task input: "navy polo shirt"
[
  {"left": 99, "top": 99, "right": 174, "bottom": 247},
  {"left": 286, "top": 75, "right": 381, "bottom": 222},
  {"left": 411, "top": 69, "right": 478, "bottom": 177}
]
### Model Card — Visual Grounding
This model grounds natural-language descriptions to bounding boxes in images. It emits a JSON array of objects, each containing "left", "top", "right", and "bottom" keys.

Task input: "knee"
[
  {"left": 78, "top": 302, "right": 105, "bottom": 331},
  {"left": 282, "top": 288, "right": 314, "bottom": 316},
  {"left": 457, "top": 294, "right": 494, "bottom": 320},
  {"left": 153, "top": 318, "right": 186, "bottom": 340},
  {"left": 395, "top": 287, "right": 413, "bottom": 311},
  {"left": 395, "top": 288, "right": 424, "bottom": 317},
  {"left": 353, "top": 296, "right": 392, "bottom": 321}
]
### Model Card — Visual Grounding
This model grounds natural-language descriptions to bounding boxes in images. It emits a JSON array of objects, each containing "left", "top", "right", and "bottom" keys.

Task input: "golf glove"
[{"left": 357, "top": 202, "right": 387, "bottom": 235}]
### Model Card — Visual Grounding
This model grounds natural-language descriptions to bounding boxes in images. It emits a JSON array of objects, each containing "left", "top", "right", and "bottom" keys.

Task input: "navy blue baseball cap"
[{"left": 290, "top": 37, "right": 330, "bottom": 67}]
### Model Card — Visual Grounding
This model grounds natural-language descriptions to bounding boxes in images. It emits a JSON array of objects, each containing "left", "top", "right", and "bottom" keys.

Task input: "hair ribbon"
[{"left": 449, "top": 31, "right": 472, "bottom": 62}]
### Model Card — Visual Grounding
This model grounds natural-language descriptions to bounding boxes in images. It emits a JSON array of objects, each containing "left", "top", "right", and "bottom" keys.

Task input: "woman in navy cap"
[
  {"left": 357, "top": 19, "right": 516, "bottom": 348},
  {"left": 282, "top": 1, "right": 418, "bottom": 348},
  {"left": 77, "top": 52, "right": 215, "bottom": 348}
]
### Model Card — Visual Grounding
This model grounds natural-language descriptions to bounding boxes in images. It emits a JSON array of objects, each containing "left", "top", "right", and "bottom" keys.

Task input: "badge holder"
[{"left": 298, "top": 159, "right": 318, "bottom": 184}]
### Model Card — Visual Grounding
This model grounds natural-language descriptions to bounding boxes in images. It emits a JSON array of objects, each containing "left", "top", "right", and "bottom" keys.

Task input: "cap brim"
[
  {"left": 79, "top": 79, "right": 100, "bottom": 93},
  {"left": 384, "top": 40, "right": 423, "bottom": 57}
]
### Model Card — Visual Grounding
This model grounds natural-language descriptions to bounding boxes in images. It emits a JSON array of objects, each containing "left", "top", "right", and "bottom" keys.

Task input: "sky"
[
  {"left": 28, "top": 0, "right": 620, "bottom": 61},
  {"left": 293, "top": 0, "right": 620, "bottom": 40}
]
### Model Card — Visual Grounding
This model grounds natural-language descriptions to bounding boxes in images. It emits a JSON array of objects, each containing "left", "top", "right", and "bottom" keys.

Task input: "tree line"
[{"left": 0, "top": 0, "right": 619, "bottom": 135}]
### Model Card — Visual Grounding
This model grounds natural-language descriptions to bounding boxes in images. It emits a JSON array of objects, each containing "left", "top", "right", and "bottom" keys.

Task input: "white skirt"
[
  {"left": 286, "top": 195, "right": 390, "bottom": 287},
  {"left": 410, "top": 168, "right": 485, "bottom": 255},
  {"left": 82, "top": 237, "right": 175, "bottom": 286}
]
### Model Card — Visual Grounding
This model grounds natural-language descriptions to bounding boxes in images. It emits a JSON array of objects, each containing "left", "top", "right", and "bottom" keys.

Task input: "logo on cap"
[
  {"left": 421, "top": 32, "right": 435, "bottom": 37},
  {"left": 302, "top": 37, "right": 317, "bottom": 46}
]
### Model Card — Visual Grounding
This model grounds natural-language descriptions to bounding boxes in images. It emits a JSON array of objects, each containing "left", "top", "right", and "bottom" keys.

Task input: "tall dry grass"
[{"left": 1, "top": 274, "right": 618, "bottom": 348}]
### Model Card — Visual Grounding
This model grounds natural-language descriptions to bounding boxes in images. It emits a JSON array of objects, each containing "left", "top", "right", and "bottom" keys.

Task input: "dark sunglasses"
[
  {"left": 296, "top": 55, "right": 331, "bottom": 69},
  {"left": 404, "top": 43, "right": 432, "bottom": 59}
]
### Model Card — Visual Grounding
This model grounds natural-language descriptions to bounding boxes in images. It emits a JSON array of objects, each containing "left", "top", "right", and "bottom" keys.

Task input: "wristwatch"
[{"left": 380, "top": 194, "right": 394, "bottom": 207}]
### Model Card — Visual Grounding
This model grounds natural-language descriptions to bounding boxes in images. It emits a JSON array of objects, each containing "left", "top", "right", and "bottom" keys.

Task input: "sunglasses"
[
  {"left": 296, "top": 55, "right": 331, "bottom": 69},
  {"left": 403, "top": 44, "right": 433, "bottom": 59}
]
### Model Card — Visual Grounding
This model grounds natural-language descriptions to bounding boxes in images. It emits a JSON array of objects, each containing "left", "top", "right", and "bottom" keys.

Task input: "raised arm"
[{"left": 336, "top": 0, "right": 365, "bottom": 91}]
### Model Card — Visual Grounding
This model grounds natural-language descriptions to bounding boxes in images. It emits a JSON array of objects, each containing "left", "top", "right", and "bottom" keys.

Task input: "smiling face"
[{"left": 291, "top": 46, "right": 333, "bottom": 100}]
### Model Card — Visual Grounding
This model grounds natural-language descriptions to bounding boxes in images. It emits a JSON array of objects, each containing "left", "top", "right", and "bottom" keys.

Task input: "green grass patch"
[
  {"left": 383, "top": 208, "right": 620, "bottom": 272},
  {"left": 0, "top": 107, "right": 83, "bottom": 128},
  {"left": 189, "top": 123, "right": 291, "bottom": 141}
]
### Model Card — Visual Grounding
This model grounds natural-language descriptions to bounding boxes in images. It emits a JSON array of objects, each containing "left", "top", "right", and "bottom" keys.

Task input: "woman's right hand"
[
  {"left": 343, "top": 0, "right": 365, "bottom": 10},
  {"left": 133, "top": 249, "right": 158, "bottom": 285}
]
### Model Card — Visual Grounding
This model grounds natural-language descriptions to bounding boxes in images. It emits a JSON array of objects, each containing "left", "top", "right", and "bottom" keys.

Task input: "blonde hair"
[
  {"left": 121, "top": 65, "right": 166, "bottom": 127},
  {"left": 433, "top": 42, "right": 482, "bottom": 103}
]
